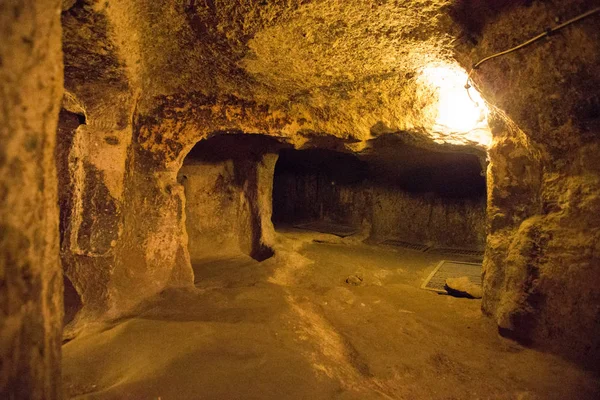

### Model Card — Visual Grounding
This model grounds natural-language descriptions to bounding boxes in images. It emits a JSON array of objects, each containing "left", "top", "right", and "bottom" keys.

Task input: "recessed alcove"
[{"left": 177, "top": 134, "right": 281, "bottom": 264}]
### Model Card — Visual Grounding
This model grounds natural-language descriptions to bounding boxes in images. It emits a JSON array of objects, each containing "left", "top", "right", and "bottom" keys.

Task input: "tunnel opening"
[
  {"left": 177, "top": 134, "right": 282, "bottom": 266},
  {"left": 272, "top": 148, "right": 369, "bottom": 228},
  {"left": 63, "top": 276, "right": 83, "bottom": 326},
  {"left": 272, "top": 141, "right": 487, "bottom": 249}
]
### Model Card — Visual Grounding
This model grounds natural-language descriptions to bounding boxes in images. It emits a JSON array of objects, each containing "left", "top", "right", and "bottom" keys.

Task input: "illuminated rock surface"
[{"left": 2, "top": 0, "right": 600, "bottom": 398}]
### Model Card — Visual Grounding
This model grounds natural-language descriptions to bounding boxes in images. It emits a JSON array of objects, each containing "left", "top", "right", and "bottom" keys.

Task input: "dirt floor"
[{"left": 62, "top": 228, "right": 600, "bottom": 399}]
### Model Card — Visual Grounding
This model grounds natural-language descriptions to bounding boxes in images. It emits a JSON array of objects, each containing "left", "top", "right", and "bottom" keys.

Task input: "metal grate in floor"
[
  {"left": 421, "top": 260, "right": 482, "bottom": 293},
  {"left": 427, "top": 247, "right": 485, "bottom": 258},
  {"left": 380, "top": 239, "right": 430, "bottom": 252}
]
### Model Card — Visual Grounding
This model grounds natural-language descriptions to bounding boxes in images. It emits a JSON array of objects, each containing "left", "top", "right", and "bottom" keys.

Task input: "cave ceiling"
[{"left": 61, "top": 0, "right": 541, "bottom": 151}]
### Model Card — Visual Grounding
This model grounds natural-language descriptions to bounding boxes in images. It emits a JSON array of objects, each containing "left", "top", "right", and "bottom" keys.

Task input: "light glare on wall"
[{"left": 420, "top": 64, "right": 491, "bottom": 147}]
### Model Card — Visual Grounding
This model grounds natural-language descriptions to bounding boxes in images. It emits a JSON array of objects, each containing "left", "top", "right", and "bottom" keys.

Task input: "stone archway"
[{"left": 177, "top": 134, "right": 282, "bottom": 264}]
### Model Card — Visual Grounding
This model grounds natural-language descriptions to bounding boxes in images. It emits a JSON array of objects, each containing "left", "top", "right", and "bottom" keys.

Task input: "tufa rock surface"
[
  {"left": 453, "top": 0, "right": 600, "bottom": 368},
  {"left": 0, "top": 0, "right": 64, "bottom": 398}
]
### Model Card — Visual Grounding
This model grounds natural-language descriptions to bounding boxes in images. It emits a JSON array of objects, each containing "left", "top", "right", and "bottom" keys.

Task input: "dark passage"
[
  {"left": 272, "top": 149, "right": 368, "bottom": 225},
  {"left": 363, "top": 138, "right": 487, "bottom": 199},
  {"left": 63, "top": 276, "right": 82, "bottom": 326},
  {"left": 272, "top": 143, "right": 487, "bottom": 248}
]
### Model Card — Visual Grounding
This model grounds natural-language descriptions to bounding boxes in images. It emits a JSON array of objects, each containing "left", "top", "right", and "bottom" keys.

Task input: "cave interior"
[{"left": 2, "top": 0, "right": 600, "bottom": 399}]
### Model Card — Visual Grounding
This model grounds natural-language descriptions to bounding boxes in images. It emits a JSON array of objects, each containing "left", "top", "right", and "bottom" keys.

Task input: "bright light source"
[{"left": 419, "top": 63, "right": 491, "bottom": 147}]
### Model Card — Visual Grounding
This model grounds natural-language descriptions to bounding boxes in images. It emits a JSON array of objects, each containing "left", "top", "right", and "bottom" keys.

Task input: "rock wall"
[
  {"left": 56, "top": 90, "right": 197, "bottom": 323},
  {"left": 452, "top": 0, "right": 600, "bottom": 367},
  {"left": 274, "top": 172, "right": 486, "bottom": 248},
  {"left": 110, "top": 143, "right": 194, "bottom": 314},
  {"left": 371, "top": 187, "right": 486, "bottom": 248},
  {"left": 180, "top": 162, "right": 242, "bottom": 259},
  {"left": 59, "top": 0, "right": 143, "bottom": 322},
  {"left": 0, "top": 0, "right": 63, "bottom": 398},
  {"left": 56, "top": 98, "right": 136, "bottom": 321}
]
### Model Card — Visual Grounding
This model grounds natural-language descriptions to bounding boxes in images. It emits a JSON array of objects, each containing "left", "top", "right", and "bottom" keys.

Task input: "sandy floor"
[{"left": 63, "top": 229, "right": 600, "bottom": 399}]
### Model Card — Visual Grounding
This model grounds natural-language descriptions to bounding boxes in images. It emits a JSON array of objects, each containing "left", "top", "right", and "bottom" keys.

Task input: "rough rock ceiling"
[
  {"left": 61, "top": 0, "right": 501, "bottom": 150},
  {"left": 241, "top": 0, "right": 452, "bottom": 98}
]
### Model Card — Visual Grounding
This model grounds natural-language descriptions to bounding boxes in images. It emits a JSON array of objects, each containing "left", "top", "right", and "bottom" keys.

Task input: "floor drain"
[
  {"left": 421, "top": 260, "right": 482, "bottom": 293},
  {"left": 380, "top": 239, "right": 430, "bottom": 252},
  {"left": 427, "top": 248, "right": 484, "bottom": 258}
]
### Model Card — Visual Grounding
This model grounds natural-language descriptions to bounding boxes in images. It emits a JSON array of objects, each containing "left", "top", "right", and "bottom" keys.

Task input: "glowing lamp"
[{"left": 420, "top": 64, "right": 491, "bottom": 147}]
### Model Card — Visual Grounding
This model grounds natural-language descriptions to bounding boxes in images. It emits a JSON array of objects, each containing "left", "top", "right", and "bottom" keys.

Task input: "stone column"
[{"left": 237, "top": 153, "right": 278, "bottom": 261}]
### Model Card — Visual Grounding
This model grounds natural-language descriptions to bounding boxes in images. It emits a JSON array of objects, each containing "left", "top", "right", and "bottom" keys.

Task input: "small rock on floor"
[
  {"left": 445, "top": 276, "right": 482, "bottom": 299},
  {"left": 345, "top": 274, "right": 363, "bottom": 286}
]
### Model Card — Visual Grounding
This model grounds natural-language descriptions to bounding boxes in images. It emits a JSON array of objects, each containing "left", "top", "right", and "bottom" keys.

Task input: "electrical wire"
[{"left": 465, "top": 6, "right": 600, "bottom": 90}]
